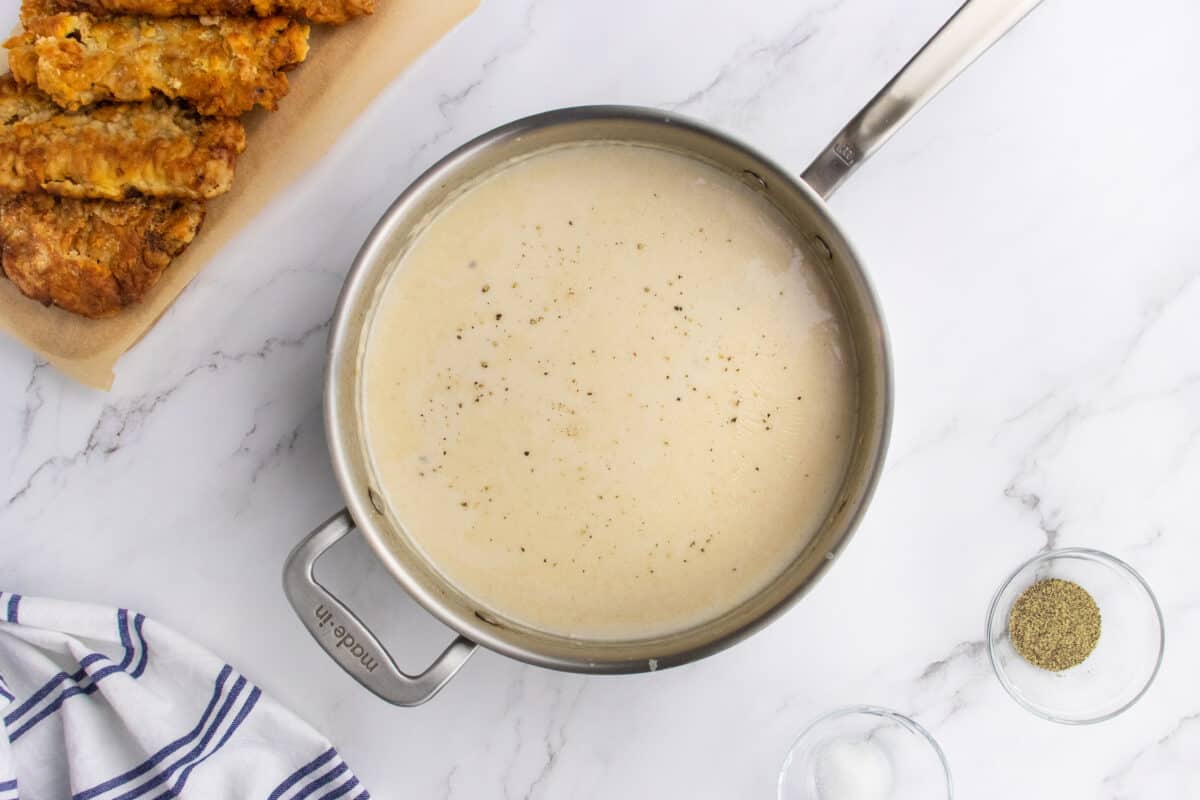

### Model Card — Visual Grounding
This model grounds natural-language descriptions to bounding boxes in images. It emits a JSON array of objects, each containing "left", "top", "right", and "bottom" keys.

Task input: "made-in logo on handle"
[{"left": 314, "top": 604, "right": 380, "bottom": 673}]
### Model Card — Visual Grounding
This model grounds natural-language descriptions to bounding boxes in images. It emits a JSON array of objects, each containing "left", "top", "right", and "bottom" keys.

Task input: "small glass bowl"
[
  {"left": 986, "top": 547, "right": 1164, "bottom": 724},
  {"left": 778, "top": 706, "right": 952, "bottom": 800}
]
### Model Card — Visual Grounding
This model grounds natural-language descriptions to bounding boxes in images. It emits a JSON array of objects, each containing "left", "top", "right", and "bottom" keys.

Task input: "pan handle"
[
  {"left": 282, "top": 510, "right": 476, "bottom": 706},
  {"left": 802, "top": 0, "right": 1044, "bottom": 198}
]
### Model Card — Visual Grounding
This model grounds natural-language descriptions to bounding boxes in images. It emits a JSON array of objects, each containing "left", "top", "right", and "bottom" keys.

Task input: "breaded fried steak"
[
  {"left": 0, "top": 193, "right": 205, "bottom": 318},
  {"left": 21, "top": 0, "right": 373, "bottom": 25},
  {"left": 0, "top": 76, "right": 246, "bottom": 200},
  {"left": 7, "top": 14, "right": 311, "bottom": 116}
]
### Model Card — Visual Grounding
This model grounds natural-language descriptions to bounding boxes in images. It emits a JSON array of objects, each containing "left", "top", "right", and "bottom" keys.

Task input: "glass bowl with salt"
[
  {"left": 986, "top": 547, "right": 1164, "bottom": 724},
  {"left": 777, "top": 706, "right": 952, "bottom": 800}
]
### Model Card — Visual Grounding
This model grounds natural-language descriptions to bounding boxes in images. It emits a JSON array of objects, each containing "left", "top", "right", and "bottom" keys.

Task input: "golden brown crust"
[
  {"left": 0, "top": 193, "right": 205, "bottom": 318},
  {"left": 21, "top": 0, "right": 373, "bottom": 25},
  {"left": 7, "top": 14, "right": 310, "bottom": 116},
  {"left": 0, "top": 75, "right": 246, "bottom": 200}
]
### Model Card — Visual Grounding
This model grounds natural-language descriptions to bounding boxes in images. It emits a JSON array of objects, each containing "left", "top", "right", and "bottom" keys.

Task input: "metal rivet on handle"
[
  {"left": 812, "top": 234, "right": 833, "bottom": 261},
  {"left": 474, "top": 610, "right": 504, "bottom": 627},
  {"left": 741, "top": 170, "right": 768, "bottom": 192}
]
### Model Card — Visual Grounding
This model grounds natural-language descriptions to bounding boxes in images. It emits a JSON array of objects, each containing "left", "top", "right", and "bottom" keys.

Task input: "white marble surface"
[{"left": 2, "top": 0, "right": 1199, "bottom": 796}]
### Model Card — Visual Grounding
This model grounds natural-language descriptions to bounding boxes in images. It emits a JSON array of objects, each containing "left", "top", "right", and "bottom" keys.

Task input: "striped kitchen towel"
[{"left": 0, "top": 591, "right": 369, "bottom": 800}]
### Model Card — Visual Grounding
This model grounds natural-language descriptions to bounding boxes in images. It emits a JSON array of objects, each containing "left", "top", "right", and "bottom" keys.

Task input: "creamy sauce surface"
[{"left": 363, "top": 143, "right": 856, "bottom": 639}]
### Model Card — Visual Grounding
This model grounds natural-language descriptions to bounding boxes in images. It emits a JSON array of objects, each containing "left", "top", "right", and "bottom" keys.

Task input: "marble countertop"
[{"left": 3, "top": 0, "right": 1199, "bottom": 796}]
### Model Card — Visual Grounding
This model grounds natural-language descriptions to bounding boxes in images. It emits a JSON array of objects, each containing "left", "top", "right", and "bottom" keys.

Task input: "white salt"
[{"left": 814, "top": 738, "right": 894, "bottom": 800}]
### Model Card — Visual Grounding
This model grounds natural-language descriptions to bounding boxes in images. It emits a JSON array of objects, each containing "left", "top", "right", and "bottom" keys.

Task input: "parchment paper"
[{"left": 0, "top": 0, "right": 477, "bottom": 389}]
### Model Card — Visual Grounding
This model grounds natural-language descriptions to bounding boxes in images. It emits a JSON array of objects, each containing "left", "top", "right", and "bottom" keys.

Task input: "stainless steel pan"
[{"left": 284, "top": 0, "right": 1043, "bottom": 705}]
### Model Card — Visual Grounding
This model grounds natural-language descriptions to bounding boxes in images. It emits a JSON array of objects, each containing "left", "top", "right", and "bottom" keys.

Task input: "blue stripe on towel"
[
  {"left": 0, "top": 780, "right": 17, "bottom": 790},
  {"left": 4, "top": 609, "right": 132, "bottom": 727},
  {"left": 8, "top": 611, "right": 146, "bottom": 741},
  {"left": 315, "top": 776, "right": 359, "bottom": 800},
  {"left": 109, "top": 676, "right": 248, "bottom": 800},
  {"left": 117, "top": 609, "right": 132, "bottom": 653},
  {"left": 292, "top": 763, "right": 349, "bottom": 800},
  {"left": 5, "top": 608, "right": 151, "bottom": 739},
  {"left": 150, "top": 687, "right": 261, "bottom": 800},
  {"left": 130, "top": 615, "right": 149, "bottom": 678},
  {"left": 11, "top": 665, "right": 126, "bottom": 742},
  {"left": 73, "top": 666, "right": 233, "bottom": 800},
  {"left": 268, "top": 749, "right": 337, "bottom": 800},
  {"left": 4, "top": 594, "right": 19, "bottom": 623},
  {"left": 2, "top": 654, "right": 107, "bottom": 727}
]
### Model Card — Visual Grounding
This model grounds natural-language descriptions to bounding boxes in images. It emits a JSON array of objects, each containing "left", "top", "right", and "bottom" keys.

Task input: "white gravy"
[{"left": 363, "top": 143, "right": 856, "bottom": 639}]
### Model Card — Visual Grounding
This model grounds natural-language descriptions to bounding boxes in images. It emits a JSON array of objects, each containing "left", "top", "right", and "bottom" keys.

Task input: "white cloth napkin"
[{"left": 0, "top": 591, "right": 369, "bottom": 800}]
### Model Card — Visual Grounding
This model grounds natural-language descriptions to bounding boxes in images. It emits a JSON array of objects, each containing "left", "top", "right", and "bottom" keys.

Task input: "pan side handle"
[
  {"left": 283, "top": 510, "right": 476, "bottom": 706},
  {"left": 802, "top": 0, "right": 1044, "bottom": 199}
]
